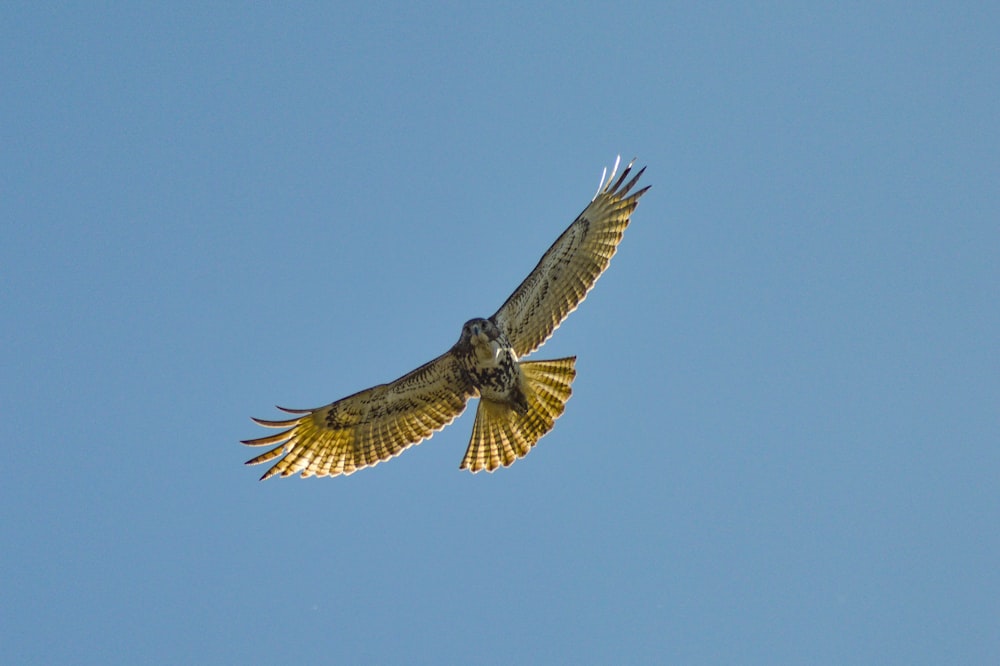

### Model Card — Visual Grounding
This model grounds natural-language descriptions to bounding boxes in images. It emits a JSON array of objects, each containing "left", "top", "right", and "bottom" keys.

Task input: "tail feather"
[{"left": 460, "top": 357, "right": 577, "bottom": 472}]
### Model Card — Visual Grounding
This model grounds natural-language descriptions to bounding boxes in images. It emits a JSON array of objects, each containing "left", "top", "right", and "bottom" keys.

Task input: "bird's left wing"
[
  {"left": 491, "top": 157, "right": 649, "bottom": 357},
  {"left": 243, "top": 351, "right": 474, "bottom": 479}
]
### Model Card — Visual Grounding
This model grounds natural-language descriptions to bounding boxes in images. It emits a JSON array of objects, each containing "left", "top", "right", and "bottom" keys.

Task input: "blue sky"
[{"left": 2, "top": 3, "right": 998, "bottom": 664}]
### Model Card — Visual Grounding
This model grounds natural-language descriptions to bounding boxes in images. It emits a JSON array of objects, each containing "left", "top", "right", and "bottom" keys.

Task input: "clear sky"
[{"left": 3, "top": 3, "right": 998, "bottom": 664}]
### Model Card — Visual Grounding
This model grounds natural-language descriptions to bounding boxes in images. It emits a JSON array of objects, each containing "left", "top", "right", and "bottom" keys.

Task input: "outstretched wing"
[
  {"left": 491, "top": 157, "right": 649, "bottom": 357},
  {"left": 243, "top": 352, "right": 474, "bottom": 479}
]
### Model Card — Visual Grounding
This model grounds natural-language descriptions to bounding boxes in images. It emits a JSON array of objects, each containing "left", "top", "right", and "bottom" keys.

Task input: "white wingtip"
[
  {"left": 594, "top": 167, "right": 607, "bottom": 200},
  {"left": 593, "top": 155, "right": 622, "bottom": 200}
]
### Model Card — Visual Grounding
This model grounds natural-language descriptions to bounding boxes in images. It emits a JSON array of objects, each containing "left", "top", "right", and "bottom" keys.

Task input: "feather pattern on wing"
[
  {"left": 491, "top": 158, "right": 649, "bottom": 357},
  {"left": 242, "top": 352, "right": 474, "bottom": 479}
]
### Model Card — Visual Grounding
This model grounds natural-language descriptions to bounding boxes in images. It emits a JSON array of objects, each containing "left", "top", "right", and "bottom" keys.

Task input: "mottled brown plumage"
[{"left": 243, "top": 157, "right": 649, "bottom": 478}]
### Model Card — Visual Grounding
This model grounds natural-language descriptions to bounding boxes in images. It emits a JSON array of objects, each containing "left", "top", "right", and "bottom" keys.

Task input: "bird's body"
[
  {"left": 243, "top": 157, "right": 649, "bottom": 478},
  {"left": 455, "top": 318, "right": 526, "bottom": 413}
]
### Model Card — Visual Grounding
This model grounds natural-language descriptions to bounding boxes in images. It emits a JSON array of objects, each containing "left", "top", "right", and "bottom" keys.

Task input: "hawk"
[{"left": 243, "top": 157, "right": 649, "bottom": 479}]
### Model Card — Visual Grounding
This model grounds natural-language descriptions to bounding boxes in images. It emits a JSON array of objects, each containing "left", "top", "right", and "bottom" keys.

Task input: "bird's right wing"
[
  {"left": 491, "top": 157, "right": 649, "bottom": 357},
  {"left": 243, "top": 351, "right": 474, "bottom": 479}
]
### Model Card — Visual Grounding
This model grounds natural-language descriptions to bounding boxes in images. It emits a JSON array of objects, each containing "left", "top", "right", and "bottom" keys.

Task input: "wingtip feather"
[
  {"left": 241, "top": 427, "right": 296, "bottom": 446},
  {"left": 276, "top": 405, "right": 313, "bottom": 414},
  {"left": 249, "top": 416, "right": 299, "bottom": 428},
  {"left": 594, "top": 155, "right": 649, "bottom": 201},
  {"left": 594, "top": 155, "right": 624, "bottom": 200}
]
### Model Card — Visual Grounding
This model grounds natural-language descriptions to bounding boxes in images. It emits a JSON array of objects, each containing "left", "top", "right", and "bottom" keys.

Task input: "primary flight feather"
[{"left": 243, "top": 157, "right": 649, "bottom": 479}]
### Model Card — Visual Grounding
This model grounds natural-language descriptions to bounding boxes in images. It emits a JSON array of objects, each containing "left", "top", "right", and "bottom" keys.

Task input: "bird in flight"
[{"left": 243, "top": 157, "right": 649, "bottom": 479}]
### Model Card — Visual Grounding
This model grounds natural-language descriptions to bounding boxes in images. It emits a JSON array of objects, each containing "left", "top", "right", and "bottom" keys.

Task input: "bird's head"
[
  {"left": 460, "top": 318, "right": 500, "bottom": 347},
  {"left": 460, "top": 318, "right": 503, "bottom": 363}
]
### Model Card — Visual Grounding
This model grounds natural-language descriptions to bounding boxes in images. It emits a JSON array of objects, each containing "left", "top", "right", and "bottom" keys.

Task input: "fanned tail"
[{"left": 460, "top": 357, "right": 577, "bottom": 473}]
